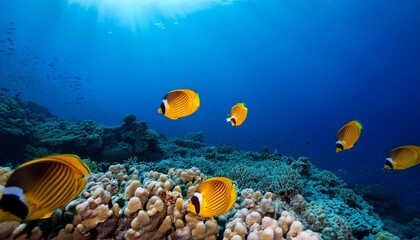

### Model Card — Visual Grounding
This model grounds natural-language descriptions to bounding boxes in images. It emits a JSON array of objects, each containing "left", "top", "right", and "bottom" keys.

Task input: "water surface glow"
[{"left": 68, "top": 0, "right": 237, "bottom": 29}]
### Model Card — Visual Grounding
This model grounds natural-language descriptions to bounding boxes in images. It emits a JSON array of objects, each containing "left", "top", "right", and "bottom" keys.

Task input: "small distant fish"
[
  {"left": 6, "top": 32, "right": 12, "bottom": 35},
  {"left": 335, "top": 120, "right": 362, "bottom": 153},
  {"left": 157, "top": 89, "right": 200, "bottom": 120},
  {"left": 0, "top": 88, "right": 9, "bottom": 92},
  {"left": 187, "top": 177, "right": 236, "bottom": 219},
  {"left": 14, "top": 92, "right": 22, "bottom": 98},
  {"left": 226, "top": 102, "right": 248, "bottom": 126},
  {"left": 385, "top": 145, "right": 420, "bottom": 170},
  {"left": 0, "top": 154, "right": 90, "bottom": 221}
]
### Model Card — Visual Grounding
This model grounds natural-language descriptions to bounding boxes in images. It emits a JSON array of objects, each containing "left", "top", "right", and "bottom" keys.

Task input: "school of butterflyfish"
[
  {"left": 335, "top": 120, "right": 419, "bottom": 170},
  {"left": 0, "top": 88, "right": 417, "bottom": 222}
]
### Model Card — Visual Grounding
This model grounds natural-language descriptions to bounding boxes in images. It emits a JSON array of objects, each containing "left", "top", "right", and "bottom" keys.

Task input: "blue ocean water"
[{"left": 1, "top": 0, "right": 419, "bottom": 213}]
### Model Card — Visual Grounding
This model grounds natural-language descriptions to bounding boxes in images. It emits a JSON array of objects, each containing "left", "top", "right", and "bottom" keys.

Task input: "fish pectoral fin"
[{"left": 40, "top": 211, "right": 54, "bottom": 219}]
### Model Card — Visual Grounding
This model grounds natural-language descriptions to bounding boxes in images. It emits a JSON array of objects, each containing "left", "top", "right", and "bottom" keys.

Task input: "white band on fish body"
[{"left": 3, "top": 186, "right": 27, "bottom": 206}]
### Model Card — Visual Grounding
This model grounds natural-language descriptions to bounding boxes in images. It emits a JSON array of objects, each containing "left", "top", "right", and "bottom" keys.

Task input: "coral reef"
[
  {"left": 0, "top": 95, "right": 407, "bottom": 239},
  {"left": 0, "top": 157, "right": 399, "bottom": 240},
  {"left": 0, "top": 94, "right": 163, "bottom": 164}
]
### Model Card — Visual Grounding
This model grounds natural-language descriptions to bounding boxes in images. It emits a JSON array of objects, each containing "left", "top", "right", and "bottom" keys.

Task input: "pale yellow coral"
[
  {"left": 294, "top": 230, "right": 322, "bottom": 240},
  {"left": 124, "top": 180, "right": 141, "bottom": 199},
  {"left": 233, "top": 221, "right": 247, "bottom": 236},
  {"left": 0, "top": 221, "right": 19, "bottom": 239},
  {"left": 246, "top": 211, "right": 262, "bottom": 227},
  {"left": 261, "top": 227, "right": 274, "bottom": 240},
  {"left": 279, "top": 211, "right": 295, "bottom": 234},
  {"left": 156, "top": 215, "right": 173, "bottom": 235},
  {"left": 131, "top": 210, "right": 151, "bottom": 230},
  {"left": 56, "top": 224, "right": 74, "bottom": 240},
  {"left": 173, "top": 198, "right": 186, "bottom": 223},
  {"left": 0, "top": 165, "right": 327, "bottom": 240},
  {"left": 287, "top": 220, "right": 304, "bottom": 238},
  {"left": 191, "top": 220, "right": 219, "bottom": 239},
  {"left": 146, "top": 196, "right": 165, "bottom": 216},
  {"left": 76, "top": 204, "right": 113, "bottom": 234},
  {"left": 0, "top": 167, "right": 11, "bottom": 186},
  {"left": 124, "top": 196, "right": 143, "bottom": 216}
]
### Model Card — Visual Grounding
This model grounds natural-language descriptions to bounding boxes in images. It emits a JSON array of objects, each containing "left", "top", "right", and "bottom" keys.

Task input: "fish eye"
[{"left": 231, "top": 118, "right": 237, "bottom": 126}]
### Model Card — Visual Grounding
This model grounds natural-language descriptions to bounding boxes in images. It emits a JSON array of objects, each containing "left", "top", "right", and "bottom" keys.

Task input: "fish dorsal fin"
[{"left": 18, "top": 154, "right": 90, "bottom": 177}]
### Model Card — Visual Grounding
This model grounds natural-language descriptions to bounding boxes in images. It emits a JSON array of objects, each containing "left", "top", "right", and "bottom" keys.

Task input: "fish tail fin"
[{"left": 195, "top": 93, "right": 200, "bottom": 107}]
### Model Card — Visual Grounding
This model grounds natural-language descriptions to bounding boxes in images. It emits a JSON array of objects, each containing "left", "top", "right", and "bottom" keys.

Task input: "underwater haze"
[{"left": 1, "top": 0, "right": 419, "bottom": 217}]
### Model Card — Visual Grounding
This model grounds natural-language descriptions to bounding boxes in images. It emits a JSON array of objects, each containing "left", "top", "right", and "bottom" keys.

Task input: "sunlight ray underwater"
[{"left": 68, "top": 0, "right": 238, "bottom": 29}]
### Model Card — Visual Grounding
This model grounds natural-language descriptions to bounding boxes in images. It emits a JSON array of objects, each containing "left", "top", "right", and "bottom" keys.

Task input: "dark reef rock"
[
  {"left": 0, "top": 94, "right": 163, "bottom": 165},
  {"left": 0, "top": 95, "right": 57, "bottom": 164},
  {"left": 351, "top": 184, "right": 420, "bottom": 239},
  {"left": 170, "top": 132, "right": 205, "bottom": 149}
]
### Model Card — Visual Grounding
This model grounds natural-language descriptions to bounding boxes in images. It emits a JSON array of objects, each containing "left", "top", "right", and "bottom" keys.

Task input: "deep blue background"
[{"left": 1, "top": 0, "right": 419, "bottom": 208}]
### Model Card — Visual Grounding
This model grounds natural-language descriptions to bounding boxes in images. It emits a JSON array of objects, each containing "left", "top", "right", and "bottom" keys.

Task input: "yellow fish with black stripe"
[
  {"left": 385, "top": 145, "right": 420, "bottom": 170},
  {"left": 335, "top": 120, "right": 363, "bottom": 153},
  {"left": 157, "top": 89, "right": 200, "bottom": 120},
  {"left": 226, "top": 102, "right": 248, "bottom": 126},
  {"left": 187, "top": 177, "right": 236, "bottom": 220},
  {"left": 0, "top": 154, "right": 90, "bottom": 221}
]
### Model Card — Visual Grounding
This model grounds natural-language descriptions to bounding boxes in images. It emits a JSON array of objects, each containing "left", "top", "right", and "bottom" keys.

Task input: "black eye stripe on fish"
[
  {"left": 0, "top": 192, "right": 28, "bottom": 220},
  {"left": 160, "top": 102, "right": 166, "bottom": 115},
  {"left": 385, "top": 160, "right": 394, "bottom": 169},
  {"left": 191, "top": 195, "right": 200, "bottom": 214}
]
